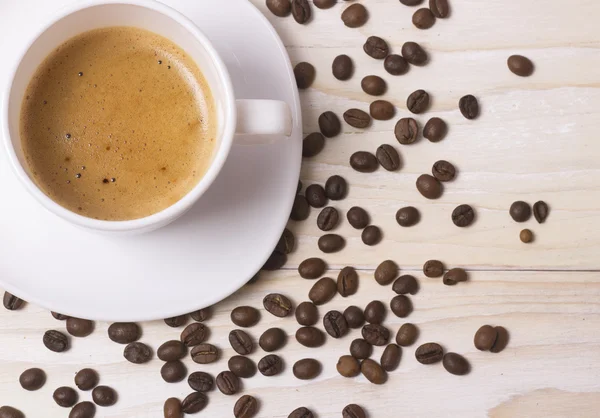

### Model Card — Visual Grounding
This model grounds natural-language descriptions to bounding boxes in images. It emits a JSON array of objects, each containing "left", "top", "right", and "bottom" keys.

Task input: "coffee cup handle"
[{"left": 235, "top": 99, "right": 293, "bottom": 143}]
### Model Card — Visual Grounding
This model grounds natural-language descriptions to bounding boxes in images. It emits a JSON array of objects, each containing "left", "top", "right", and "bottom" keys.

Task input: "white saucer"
[{"left": 0, "top": 0, "right": 301, "bottom": 321}]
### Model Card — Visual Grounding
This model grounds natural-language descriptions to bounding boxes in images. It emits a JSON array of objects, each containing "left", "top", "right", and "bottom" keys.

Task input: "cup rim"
[{"left": 1, "top": 0, "right": 237, "bottom": 232}]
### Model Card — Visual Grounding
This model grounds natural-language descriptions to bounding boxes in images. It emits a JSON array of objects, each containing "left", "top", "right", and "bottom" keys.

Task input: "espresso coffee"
[{"left": 20, "top": 27, "right": 217, "bottom": 220}]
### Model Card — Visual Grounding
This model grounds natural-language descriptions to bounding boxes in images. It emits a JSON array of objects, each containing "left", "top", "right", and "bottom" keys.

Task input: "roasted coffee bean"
[
  {"left": 400, "top": 0, "right": 424, "bottom": 5},
  {"left": 341, "top": 3, "right": 368, "bottom": 28},
  {"left": 52, "top": 311, "right": 68, "bottom": 320},
  {"left": 396, "top": 323, "right": 419, "bottom": 346},
  {"left": 533, "top": 201, "right": 549, "bottom": 224},
  {"left": 263, "top": 293, "right": 293, "bottom": 318},
  {"left": 423, "top": 259, "right": 444, "bottom": 277},
  {"left": 361, "top": 359, "right": 387, "bottom": 384},
  {"left": 376, "top": 144, "right": 401, "bottom": 171},
  {"left": 297, "top": 180, "right": 303, "bottom": 194},
  {"left": 361, "top": 75, "right": 386, "bottom": 96},
  {"left": 452, "top": 204, "right": 475, "bottom": 227},
  {"left": 3, "top": 292, "right": 24, "bottom": 310},
  {"left": 381, "top": 343, "right": 402, "bottom": 371},
  {"left": 325, "top": 175, "right": 347, "bottom": 200},
  {"left": 443, "top": 268, "right": 468, "bottom": 286},
  {"left": 181, "top": 392, "right": 208, "bottom": 414},
  {"left": 188, "top": 372, "right": 214, "bottom": 392},
  {"left": 337, "top": 267, "right": 359, "bottom": 297},
  {"left": 336, "top": 355, "right": 360, "bottom": 377},
  {"left": 474, "top": 325, "right": 497, "bottom": 351},
  {"left": 317, "top": 207, "right": 339, "bottom": 231},
  {"left": 510, "top": 201, "right": 531, "bottom": 222},
  {"left": 43, "top": 330, "right": 69, "bottom": 353},
  {"left": 343, "top": 306, "right": 365, "bottom": 328},
  {"left": 416, "top": 174, "right": 442, "bottom": 199},
  {"left": 258, "top": 354, "right": 284, "bottom": 376},
  {"left": 332, "top": 55, "right": 353, "bottom": 80},
  {"left": 347, "top": 207, "right": 369, "bottom": 229},
  {"left": 298, "top": 258, "right": 326, "bottom": 279},
  {"left": 161, "top": 361, "right": 186, "bottom": 383},
  {"left": 384, "top": 54, "right": 409, "bottom": 75},
  {"left": 401, "top": 41, "right": 428, "bottom": 65},
  {"left": 343, "top": 404, "right": 366, "bottom": 418},
  {"left": 361, "top": 225, "right": 382, "bottom": 246},
  {"left": 216, "top": 371, "right": 240, "bottom": 395},
  {"left": 407, "top": 89, "right": 430, "bottom": 114},
  {"left": 74, "top": 368, "right": 98, "bottom": 391},
  {"left": 432, "top": 160, "right": 456, "bottom": 182},
  {"left": 190, "top": 307, "right": 211, "bottom": 322},
  {"left": 66, "top": 317, "right": 94, "bottom": 337},
  {"left": 263, "top": 250, "right": 287, "bottom": 271},
  {"left": 362, "top": 324, "right": 389, "bottom": 346},
  {"left": 294, "top": 62, "right": 315, "bottom": 89},
  {"left": 53, "top": 386, "right": 78, "bottom": 407},
  {"left": 318, "top": 111, "right": 341, "bottom": 138},
  {"left": 0, "top": 407, "right": 24, "bottom": 418},
  {"left": 392, "top": 275, "right": 419, "bottom": 295},
  {"left": 429, "top": 0, "right": 450, "bottom": 17},
  {"left": 314, "top": 0, "right": 335, "bottom": 8},
  {"left": 290, "top": 195, "right": 310, "bottom": 221},
  {"left": 394, "top": 117, "right": 419, "bottom": 144},
  {"left": 289, "top": 407, "right": 314, "bottom": 418},
  {"left": 302, "top": 132, "right": 325, "bottom": 158},
  {"left": 364, "top": 300, "right": 386, "bottom": 324},
  {"left": 491, "top": 326, "right": 509, "bottom": 353},
  {"left": 228, "top": 356, "right": 256, "bottom": 378},
  {"left": 390, "top": 295, "right": 413, "bottom": 318},
  {"left": 92, "top": 386, "right": 117, "bottom": 407},
  {"left": 423, "top": 117, "right": 447, "bottom": 142},
  {"left": 293, "top": 358, "right": 321, "bottom": 380},
  {"left": 123, "top": 342, "right": 152, "bottom": 363},
  {"left": 164, "top": 397, "right": 182, "bottom": 418},
  {"left": 181, "top": 323, "right": 208, "bottom": 347},
  {"left": 318, "top": 234, "right": 345, "bottom": 253},
  {"left": 443, "top": 352, "right": 470, "bottom": 375},
  {"left": 350, "top": 338, "right": 372, "bottom": 359},
  {"left": 69, "top": 402, "right": 95, "bottom": 418},
  {"left": 191, "top": 343, "right": 219, "bottom": 364},
  {"left": 234, "top": 395, "right": 258, "bottom": 418},
  {"left": 108, "top": 322, "right": 140, "bottom": 344},
  {"left": 370, "top": 100, "right": 395, "bottom": 120},
  {"left": 374, "top": 260, "right": 398, "bottom": 285},
  {"left": 507, "top": 55, "right": 534, "bottom": 77},
  {"left": 164, "top": 315, "right": 188, "bottom": 328},
  {"left": 229, "top": 330, "right": 253, "bottom": 355},
  {"left": 350, "top": 151, "right": 378, "bottom": 173},
  {"left": 19, "top": 368, "right": 45, "bottom": 391},
  {"left": 259, "top": 328, "right": 286, "bottom": 352},
  {"left": 415, "top": 342, "right": 444, "bottom": 364},
  {"left": 323, "top": 310, "right": 349, "bottom": 338},
  {"left": 231, "top": 306, "right": 260, "bottom": 327},
  {"left": 344, "top": 109, "right": 371, "bottom": 128},
  {"left": 266, "top": 0, "right": 291, "bottom": 17},
  {"left": 296, "top": 327, "right": 325, "bottom": 347},
  {"left": 305, "top": 184, "right": 327, "bottom": 208},
  {"left": 459, "top": 94, "right": 479, "bottom": 119},
  {"left": 412, "top": 7, "right": 435, "bottom": 29},
  {"left": 309, "top": 277, "right": 337, "bottom": 305},
  {"left": 364, "top": 36, "right": 389, "bottom": 59},
  {"left": 520, "top": 228, "right": 534, "bottom": 243},
  {"left": 295, "top": 301, "right": 318, "bottom": 326},
  {"left": 396, "top": 206, "right": 420, "bottom": 227},
  {"left": 291, "top": 0, "right": 311, "bottom": 24}
]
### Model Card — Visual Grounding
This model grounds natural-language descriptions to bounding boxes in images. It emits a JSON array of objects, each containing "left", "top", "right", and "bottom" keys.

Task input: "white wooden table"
[{"left": 2, "top": 0, "right": 600, "bottom": 416}]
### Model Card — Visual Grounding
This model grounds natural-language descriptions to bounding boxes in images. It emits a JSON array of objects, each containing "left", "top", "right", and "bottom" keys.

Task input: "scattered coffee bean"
[
  {"left": 364, "top": 300, "right": 386, "bottom": 324},
  {"left": 393, "top": 275, "right": 419, "bottom": 295},
  {"left": 349, "top": 338, "right": 372, "bottom": 359},
  {"left": 92, "top": 386, "right": 117, "bottom": 407},
  {"left": 443, "top": 352, "right": 470, "bottom": 375},
  {"left": 318, "top": 234, "right": 345, "bottom": 253},
  {"left": 305, "top": 184, "right": 327, "bottom": 209},
  {"left": 259, "top": 328, "right": 287, "bottom": 352},
  {"left": 216, "top": 371, "right": 240, "bottom": 395},
  {"left": 298, "top": 258, "right": 326, "bottom": 279},
  {"left": 43, "top": 330, "right": 69, "bottom": 353},
  {"left": 381, "top": 343, "right": 402, "bottom": 371},
  {"left": 294, "top": 62, "right": 315, "bottom": 89},
  {"left": 474, "top": 325, "right": 497, "bottom": 351},
  {"left": 53, "top": 386, "right": 78, "bottom": 407},
  {"left": 289, "top": 407, "right": 314, "bottom": 418},
  {"left": 415, "top": 342, "right": 444, "bottom": 364},
  {"left": 416, "top": 174, "right": 442, "bottom": 199},
  {"left": 51, "top": 311, "right": 68, "bottom": 320},
  {"left": 343, "top": 404, "right": 366, "bottom": 418},
  {"left": 407, "top": 89, "right": 430, "bottom": 114},
  {"left": 302, "top": 132, "right": 325, "bottom": 158},
  {"left": 325, "top": 175, "right": 347, "bottom": 200},
  {"left": 343, "top": 306, "right": 365, "bottom": 328},
  {"left": 293, "top": 358, "right": 321, "bottom": 380},
  {"left": 161, "top": 361, "right": 186, "bottom": 383},
  {"left": 361, "top": 75, "right": 386, "bottom": 96},
  {"left": 423, "top": 259, "right": 445, "bottom": 277},
  {"left": 290, "top": 195, "right": 310, "bottom": 221},
  {"left": 266, "top": 0, "right": 292, "bottom": 17},
  {"left": 396, "top": 206, "right": 420, "bottom": 227},
  {"left": 2, "top": 292, "right": 23, "bottom": 311},
  {"left": 309, "top": 277, "right": 337, "bottom": 305},
  {"left": 234, "top": 395, "right": 258, "bottom": 418},
  {"left": 423, "top": 117, "right": 447, "bottom": 142},
  {"left": 459, "top": 94, "right": 479, "bottom": 119},
  {"left": 181, "top": 392, "right": 208, "bottom": 414},
  {"left": 510, "top": 201, "right": 531, "bottom": 222},
  {"left": 164, "top": 315, "right": 188, "bottom": 328},
  {"left": 228, "top": 356, "right": 256, "bottom": 378},
  {"left": 350, "top": 151, "right": 378, "bottom": 173},
  {"left": 337, "top": 267, "right": 359, "bottom": 297},
  {"left": 295, "top": 301, "right": 318, "bottom": 326},
  {"left": 323, "top": 310, "right": 349, "bottom": 338},
  {"left": 229, "top": 330, "right": 254, "bottom": 355},
  {"left": 263, "top": 250, "right": 287, "bottom": 271},
  {"left": 390, "top": 295, "right": 413, "bottom": 317},
  {"left": 317, "top": 207, "right": 339, "bottom": 231},
  {"left": 432, "top": 160, "right": 456, "bottom": 182},
  {"left": 332, "top": 55, "right": 353, "bottom": 80},
  {"left": 452, "top": 204, "right": 475, "bottom": 227},
  {"left": 0, "top": 407, "right": 24, "bottom": 418},
  {"left": 396, "top": 323, "right": 419, "bottom": 346},
  {"left": 412, "top": 8, "right": 435, "bottom": 29},
  {"left": 124, "top": 342, "right": 152, "bottom": 364},
  {"left": 74, "top": 368, "right": 98, "bottom": 391},
  {"left": 520, "top": 229, "right": 534, "bottom": 243},
  {"left": 66, "top": 317, "right": 94, "bottom": 337},
  {"left": 429, "top": 0, "right": 450, "bottom": 18},
  {"left": 191, "top": 344, "right": 219, "bottom": 364},
  {"left": 291, "top": 0, "right": 311, "bottom": 24},
  {"left": 384, "top": 54, "right": 409, "bottom": 75},
  {"left": 533, "top": 201, "right": 549, "bottom": 224},
  {"left": 158, "top": 340, "right": 187, "bottom": 362},
  {"left": 347, "top": 207, "right": 369, "bottom": 229},
  {"left": 394, "top": 117, "right": 419, "bottom": 144},
  {"left": 343, "top": 109, "right": 371, "bottom": 129},
  {"left": 507, "top": 55, "right": 534, "bottom": 77},
  {"left": 164, "top": 397, "right": 182, "bottom": 418},
  {"left": 401, "top": 41, "right": 428, "bottom": 65},
  {"left": 361, "top": 358, "right": 387, "bottom": 384},
  {"left": 400, "top": 0, "right": 424, "bottom": 5},
  {"left": 362, "top": 225, "right": 382, "bottom": 246},
  {"left": 362, "top": 324, "right": 389, "bottom": 346},
  {"left": 231, "top": 306, "right": 260, "bottom": 327},
  {"left": 314, "top": 0, "right": 335, "bottom": 8},
  {"left": 296, "top": 327, "right": 325, "bottom": 348},
  {"left": 376, "top": 144, "right": 401, "bottom": 171},
  {"left": 443, "top": 268, "right": 468, "bottom": 286},
  {"left": 318, "top": 111, "right": 341, "bottom": 138},
  {"left": 490, "top": 326, "right": 509, "bottom": 353},
  {"left": 188, "top": 372, "right": 214, "bottom": 392},
  {"left": 342, "top": 3, "right": 368, "bottom": 27},
  {"left": 108, "top": 322, "right": 140, "bottom": 344},
  {"left": 258, "top": 354, "right": 284, "bottom": 376},
  {"left": 69, "top": 402, "right": 95, "bottom": 418},
  {"left": 263, "top": 293, "right": 293, "bottom": 318},
  {"left": 181, "top": 323, "right": 208, "bottom": 347},
  {"left": 337, "top": 355, "right": 360, "bottom": 377},
  {"left": 363, "top": 36, "right": 389, "bottom": 59},
  {"left": 19, "top": 368, "right": 45, "bottom": 391},
  {"left": 370, "top": 100, "right": 395, "bottom": 120},
  {"left": 374, "top": 260, "right": 398, "bottom": 285}
]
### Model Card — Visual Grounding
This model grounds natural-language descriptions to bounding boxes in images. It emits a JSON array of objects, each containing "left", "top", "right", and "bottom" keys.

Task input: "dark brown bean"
[
  {"left": 3, "top": 292, "right": 24, "bottom": 310},
  {"left": 412, "top": 7, "right": 435, "bottom": 29},
  {"left": 429, "top": 0, "right": 450, "bottom": 18},
  {"left": 459, "top": 94, "right": 479, "bottom": 120},
  {"left": 384, "top": 54, "right": 409, "bottom": 75},
  {"left": 392, "top": 275, "right": 419, "bottom": 295},
  {"left": 108, "top": 322, "right": 140, "bottom": 344},
  {"left": 432, "top": 160, "right": 456, "bottom": 182},
  {"left": 231, "top": 306, "right": 260, "bottom": 327},
  {"left": 92, "top": 386, "right": 117, "bottom": 406},
  {"left": 317, "top": 207, "right": 339, "bottom": 231},
  {"left": 228, "top": 356, "right": 256, "bottom": 378},
  {"left": 344, "top": 109, "right": 371, "bottom": 129},
  {"left": 396, "top": 323, "right": 419, "bottom": 346},
  {"left": 294, "top": 62, "right": 315, "bottom": 89},
  {"left": 336, "top": 355, "right": 360, "bottom": 377},
  {"left": 69, "top": 402, "right": 95, "bottom": 418},
  {"left": 400, "top": 0, "right": 424, "bottom": 5},
  {"left": 314, "top": 0, "right": 336, "bottom": 9},
  {"left": 295, "top": 327, "right": 325, "bottom": 348},
  {"left": 181, "top": 392, "right": 208, "bottom": 414},
  {"left": 396, "top": 206, "right": 420, "bottom": 227},
  {"left": 423, "top": 117, "right": 447, "bottom": 142},
  {"left": 161, "top": 361, "right": 187, "bottom": 383},
  {"left": 325, "top": 175, "right": 347, "bottom": 200},
  {"left": 309, "top": 277, "right": 337, "bottom": 305},
  {"left": 164, "top": 397, "right": 182, "bottom": 418},
  {"left": 381, "top": 344, "right": 402, "bottom": 371},
  {"left": 291, "top": 0, "right": 311, "bottom": 24},
  {"left": 0, "top": 407, "right": 24, "bottom": 418},
  {"left": 234, "top": 395, "right": 258, "bottom": 418},
  {"left": 332, "top": 55, "right": 353, "bottom": 80},
  {"left": 191, "top": 344, "right": 220, "bottom": 364},
  {"left": 347, "top": 207, "right": 369, "bottom": 229},
  {"left": 361, "top": 75, "right": 386, "bottom": 96},
  {"left": 507, "top": 55, "right": 534, "bottom": 77},
  {"left": 452, "top": 204, "right": 475, "bottom": 227},
  {"left": 188, "top": 372, "right": 214, "bottom": 392},
  {"left": 323, "top": 310, "right": 349, "bottom": 338},
  {"left": 318, "top": 111, "right": 341, "bottom": 138},
  {"left": 43, "top": 330, "right": 69, "bottom": 353},
  {"left": 370, "top": 100, "right": 395, "bottom": 120},
  {"left": 19, "top": 368, "right": 46, "bottom": 391},
  {"left": 263, "top": 250, "right": 286, "bottom": 271},
  {"left": 443, "top": 352, "right": 470, "bottom": 375},
  {"left": 364, "top": 300, "right": 386, "bottom": 324},
  {"left": 390, "top": 295, "right": 413, "bottom": 318},
  {"left": 337, "top": 266, "right": 359, "bottom": 297},
  {"left": 490, "top": 326, "right": 510, "bottom": 353},
  {"left": 362, "top": 324, "right": 390, "bottom": 346},
  {"left": 293, "top": 358, "right": 321, "bottom": 380},
  {"left": 394, "top": 117, "right": 419, "bottom": 144},
  {"left": 290, "top": 195, "right": 310, "bottom": 221},
  {"left": 376, "top": 144, "right": 401, "bottom": 171},
  {"left": 266, "top": 0, "right": 291, "bottom": 17},
  {"left": 66, "top": 318, "right": 94, "bottom": 337},
  {"left": 474, "top": 325, "right": 498, "bottom": 351},
  {"left": 401, "top": 41, "right": 428, "bottom": 65},
  {"left": 407, "top": 89, "right": 430, "bottom": 114},
  {"left": 533, "top": 201, "right": 549, "bottom": 224},
  {"left": 295, "top": 301, "right": 318, "bottom": 326},
  {"left": 258, "top": 354, "right": 284, "bottom": 376},
  {"left": 343, "top": 404, "right": 366, "bottom": 418},
  {"left": 361, "top": 225, "right": 382, "bottom": 246},
  {"left": 164, "top": 315, "right": 188, "bottom": 328},
  {"left": 53, "top": 386, "right": 78, "bottom": 407},
  {"left": 318, "top": 234, "right": 345, "bottom": 253},
  {"left": 350, "top": 151, "right": 378, "bottom": 173},
  {"left": 229, "top": 330, "right": 254, "bottom": 355},
  {"left": 259, "top": 327, "right": 287, "bottom": 352},
  {"left": 415, "top": 342, "right": 444, "bottom": 364},
  {"left": 343, "top": 306, "right": 365, "bottom": 329},
  {"left": 263, "top": 293, "right": 293, "bottom": 318},
  {"left": 423, "top": 259, "right": 445, "bottom": 277},
  {"left": 360, "top": 359, "right": 387, "bottom": 384},
  {"left": 74, "top": 369, "right": 98, "bottom": 391},
  {"left": 123, "top": 342, "right": 153, "bottom": 364},
  {"left": 302, "top": 132, "right": 325, "bottom": 158},
  {"left": 349, "top": 338, "right": 372, "bottom": 359},
  {"left": 374, "top": 260, "right": 398, "bottom": 285},
  {"left": 305, "top": 184, "right": 327, "bottom": 208},
  {"left": 363, "top": 36, "right": 389, "bottom": 59},
  {"left": 341, "top": 3, "right": 368, "bottom": 28},
  {"left": 216, "top": 371, "right": 240, "bottom": 395},
  {"left": 298, "top": 258, "right": 326, "bottom": 279},
  {"left": 181, "top": 323, "right": 208, "bottom": 347},
  {"left": 443, "top": 268, "right": 468, "bottom": 286},
  {"left": 416, "top": 174, "right": 443, "bottom": 199},
  {"left": 51, "top": 311, "right": 68, "bottom": 320},
  {"left": 510, "top": 201, "right": 532, "bottom": 222},
  {"left": 289, "top": 407, "right": 314, "bottom": 418}
]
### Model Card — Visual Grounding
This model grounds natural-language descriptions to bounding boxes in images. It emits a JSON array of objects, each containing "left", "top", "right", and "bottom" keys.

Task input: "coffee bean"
[
  {"left": 160, "top": 361, "right": 186, "bottom": 383},
  {"left": 228, "top": 356, "right": 256, "bottom": 378},
  {"left": 507, "top": 55, "right": 534, "bottom": 77},
  {"left": 69, "top": 402, "right": 95, "bottom": 418},
  {"left": 443, "top": 352, "right": 470, "bottom": 375},
  {"left": 381, "top": 343, "right": 402, "bottom": 371},
  {"left": 459, "top": 94, "right": 479, "bottom": 119},
  {"left": 370, "top": 100, "right": 395, "bottom": 120},
  {"left": 343, "top": 306, "right": 365, "bottom": 328},
  {"left": 3, "top": 292, "right": 24, "bottom": 310},
  {"left": 325, "top": 175, "right": 347, "bottom": 200},
  {"left": 510, "top": 201, "right": 531, "bottom": 222},
  {"left": 266, "top": 0, "right": 291, "bottom": 17},
  {"left": 293, "top": 358, "right": 321, "bottom": 380},
  {"left": 164, "top": 315, "right": 188, "bottom": 328},
  {"left": 216, "top": 371, "right": 240, "bottom": 395},
  {"left": 341, "top": 4, "right": 368, "bottom": 28},
  {"left": 394, "top": 117, "right": 419, "bottom": 144},
  {"left": 298, "top": 258, "right": 326, "bottom": 279},
  {"left": 452, "top": 204, "right": 475, "bottom": 227},
  {"left": 181, "top": 323, "right": 208, "bottom": 347},
  {"left": 294, "top": 62, "right": 315, "bottom": 89},
  {"left": 92, "top": 386, "right": 117, "bottom": 407},
  {"left": 361, "top": 225, "right": 382, "bottom": 246},
  {"left": 258, "top": 354, "right": 284, "bottom": 376},
  {"left": 323, "top": 310, "right": 349, "bottom": 338},
  {"left": 443, "top": 268, "right": 468, "bottom": 286},
  {"left": 474, "top": 325, "right": 497, "bottom": 351},
  {"left": 384, "top": 54, "right": 409, "bottom": 75},
  {"left": 302, "top": 133, "right": 325, "bottom": 158},
  {"left": 343, "top": 404, "right": 366, "bottom": 418},
  {"left": 263, "top": 293, "right": 293, "bottom": 318},
  {"left": 336, "top": 355, "right": 360, "bottom": 378},
  {"left": 392, "top": 275, "right": 419, "bottom": 295},
  {"left": 390, "top": 295, "right": 413, "bottom": 318},
  {"left": 400, "top": 0, "right": 424, "bottom": 5},
  {"left": 66, "top": 317, "right": 94, "bottom": 337},
  {"left": 108, "top": 322, "right": 140, "bottom": 344},
  {"left": 533, "top": 201, "right": 549, "bottom": 224},
  {"left": 520, "top": 229, "right": 534, "bottom": 243},
  {"left": 231, "top": 306, "right": 260, "bottom": 327},
  {"left": 337, "top": 266, "right": 359, "bottom": 297},
  {"left": 19, "top": 368, "right": 45, "bottom": 391},
  {"left": 344, "top": 109, "right": 371, "bottom": 128},
  {"left": 290, "top": 195, "right": 310, "bottom": 222},
  {"left": 318, "top": 111, "right": 341, "bottom": 138},
  {"left": 305, "top": 185, "right": 327, "bottom": 208},
  {"left": 362, "top": 324, "right": 389, "bottom": 346},
  {"left": 364, "top": 300, "right": 386, "bottom": 324},
  {"left": 289, "top": 407, "right": 314, "bottom": 418},
  {"left": 415, "top": 342, "right": 444, "bottom": 364},
  {"left": 376, "top": 144, "right": 401, "bottom": 171},
  {"left": 53, "top": 386, "right": 78, "bottom": 407},
  {"left": 188, "top": 372, "right": 214, "bottom": 392},
  {"left": 364, "top": 36, "right": 389, "bottom": 60},
  {"left": 0, "top": 407, "right": 24, "bottom": 418},
  {"left": 309, "top": 277, "right": 336, "bottom": 306},
  {"left": 263, "top": 249, "right": 287, "bottom": 271},
  {"left": 191, "top": 343, "right": 219, "bottom": 364},
  {"left": 349, "top": 338, "right": 372, "bottom": 359},
  {"left": 295, "top": 301, "right": 318, "bottom": 326},
  {"left": 401, "top": 42, "right": 428, "bottom": 65},
  {"left": 332, "top": 55, "right": 353, "bottom": 80},
  {"left": 291, "top": 0, "right": 311, "bottom": 24},
  {"left": 407, "top": 89, "right": 430, "bottom": 114},
  {"left": 396, "top": 206, "right": 420, "bottom": 228},
  {"left": 412, "top": 8, "right": 435, "bottom": 29},
  {"left": 375, "top": 260, "right": 401, "bottom": 286},
  {"left": 190, "top": 307, "right": 212, "bottom": 322},
  {"left": 429, "top": 0, "right": 450, "bottom": 17},
  {"left": 74, "top": 368, "right": 98, "bottom": 391},
  {"left": 490, "top": 326, "right": 509, "bottom": 353},
  {"left": 229, "top": 330, "right": 253, "bottom": 355},
  {"left": 396, "top": 323, "right": 419, "bottom": 346},
  {"left": 360, "top": 359, "right": 387, "bottom": 384},
  {"left": 296, "top": 326, "right": 325, "bottom": 348},
  {"left": 314, "top": 0, "right": 335, "bottom": 8},
  {"left": 416, "top": 174, "right": 442, "bottom": 199},
  {"left": 164, "top": 397, "right": 182, "bottom": 418},
  {"left": 432, "top": 160, "right": 456, "bottom": 182},
  {"left": 43, "top": 330, "right": 69, "bottom": 353},
  {"left": 181, "top": 392, "right": 208, "bottom": 414},
  {"left": 423, "top": 259, "right": 444, "bottom": 277},
  {"left": 317, "top": 207, "right": 339, "bottom": 231},
  {"left": 259, "top": 327, "right": 286, "bottom": 352},
  {"left": 423, "top": 117, "right": 447, "bottom": 142},
  {"left": 123, "top": 342, "right": 152, "bottom": 364},
  {"left": 318, "top": 234, "right": 345, "bottom": 253},
  {"left": 361, "top": 75, "right": 386, "bottom": 96},
  {"left": 297, "top": 180, "right": 303, "bottom": 194},
  {"left": 52, "top": 311, "right": 68, "bottom": 320},
  {"left": 347, "top": 207, "right": 369, "bottom": 229},
  {"left": 234, "top": 395, "right": 258, "bottom": 418}
]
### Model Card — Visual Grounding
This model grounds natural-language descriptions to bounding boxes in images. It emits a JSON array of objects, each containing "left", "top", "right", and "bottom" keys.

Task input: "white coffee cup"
[{"left": 2, "top": 0, "right": 293, "bottom": 234}]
